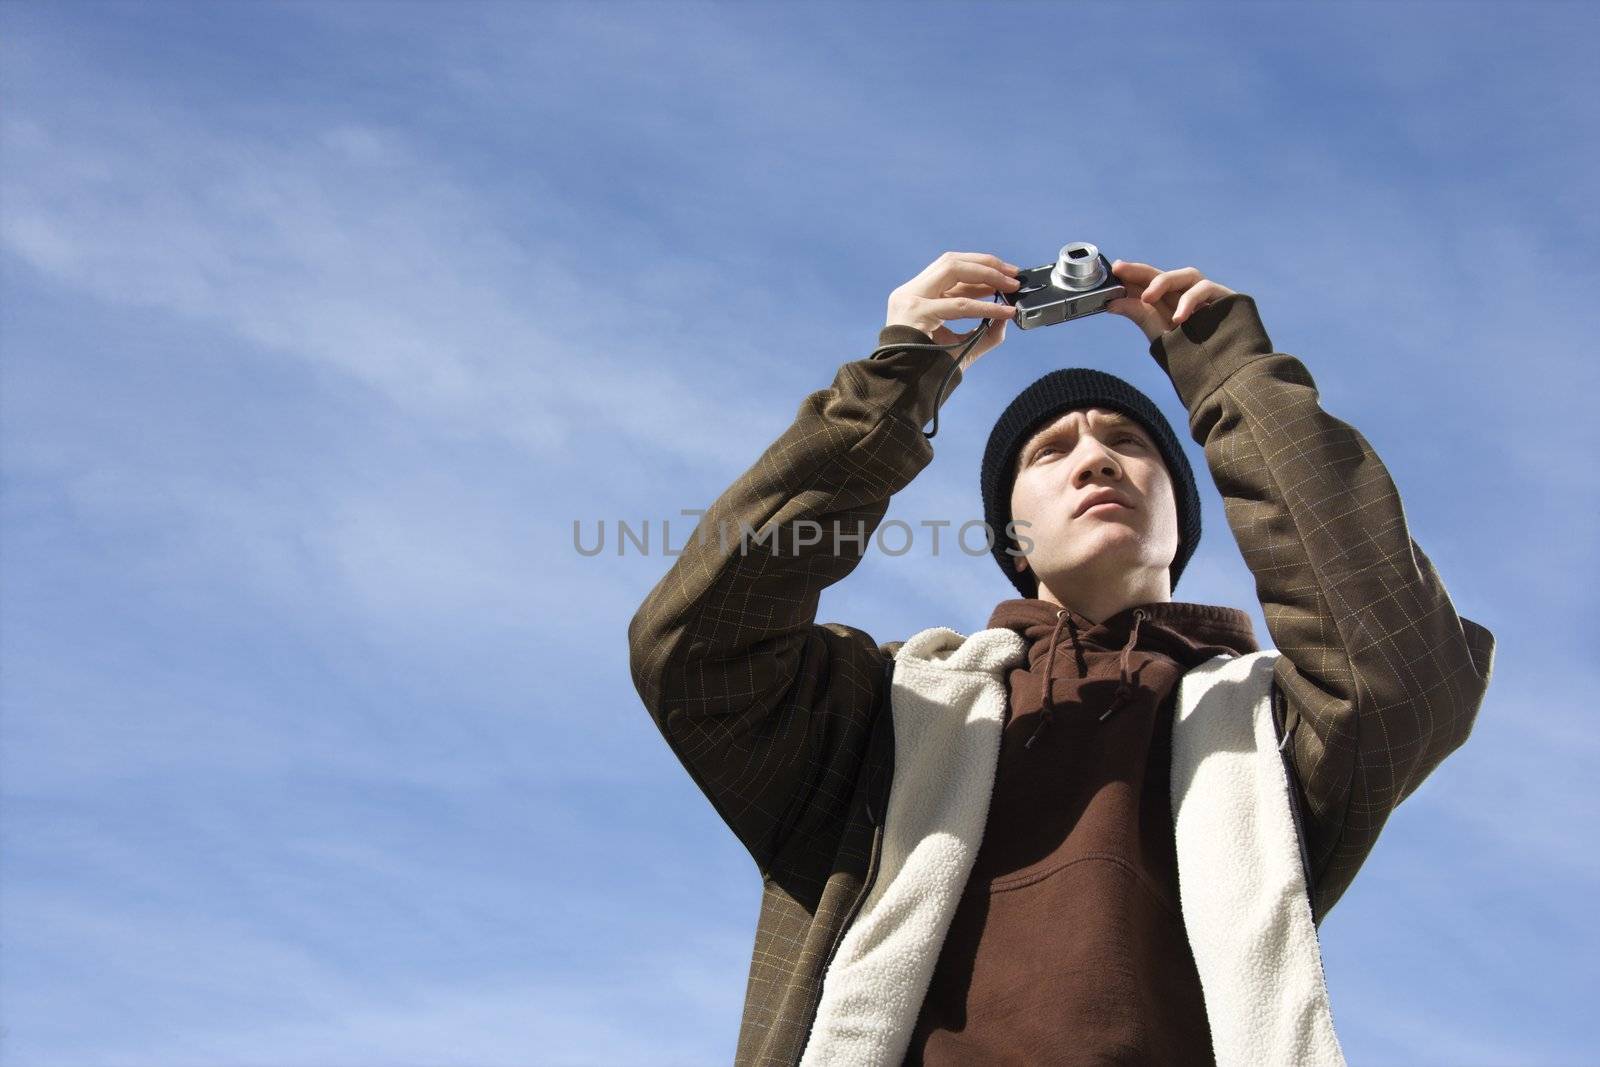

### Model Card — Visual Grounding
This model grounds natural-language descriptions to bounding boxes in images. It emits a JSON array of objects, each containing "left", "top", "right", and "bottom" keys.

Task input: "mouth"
[{"left": 1073, "top": 491, "right": 1134, "bottom": 518}]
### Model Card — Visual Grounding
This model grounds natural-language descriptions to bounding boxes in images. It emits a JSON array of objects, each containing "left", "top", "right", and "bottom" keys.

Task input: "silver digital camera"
[{"left": 1001, "top": 241, "right": 1125, "bottom": 329}]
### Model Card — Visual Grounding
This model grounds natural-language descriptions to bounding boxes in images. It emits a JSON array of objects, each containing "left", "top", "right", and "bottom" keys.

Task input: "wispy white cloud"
[
  {"left": 0, "top": 102, "right": 773, "bottom": 470},
  {"left": 8, "top": 894, "right": 746, "bottom": 1066},
  {"left": 2, "top": 2, "right": 1597, "bottom": 1064}
]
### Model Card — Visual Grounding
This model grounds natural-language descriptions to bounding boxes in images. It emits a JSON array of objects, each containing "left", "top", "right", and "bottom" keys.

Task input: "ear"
[{"left": 1013, "top": 553, "right": 1028, "bottom": 574}]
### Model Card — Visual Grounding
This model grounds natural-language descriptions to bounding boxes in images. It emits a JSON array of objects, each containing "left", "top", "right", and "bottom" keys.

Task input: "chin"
[
  {"left": 1078, "top": 524, "right": 1145, "bottom": 552},
  {"left": 1073, "top": 535, "right": 1156, "bottom": 572}
]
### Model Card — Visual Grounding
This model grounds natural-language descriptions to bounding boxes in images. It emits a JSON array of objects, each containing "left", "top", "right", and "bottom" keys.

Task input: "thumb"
[
  {"left": 938, "top": 318, "right": 1001, "bottom": 371},
  {"left": 974, "top": 313, "right": 1005, "bottom": 343},
  {"left": 1106, "top": 294, "right": 1159, "bottom": 333},
  {"left": 1105, "top": 293, "right": 1144, "bottom": 321},
  {"left": 966, "top": 317, "right": 1004, "bottom": 366}
]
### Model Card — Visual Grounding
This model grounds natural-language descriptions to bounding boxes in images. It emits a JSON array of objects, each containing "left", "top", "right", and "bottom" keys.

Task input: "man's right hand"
[{"left": 885, "top": 251, "right": 1021, "bottom": 372}]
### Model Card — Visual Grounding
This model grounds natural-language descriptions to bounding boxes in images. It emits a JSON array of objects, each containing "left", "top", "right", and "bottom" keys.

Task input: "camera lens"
[{"left": 1051, "top": 242, "right": 1106, "bottom": 291}]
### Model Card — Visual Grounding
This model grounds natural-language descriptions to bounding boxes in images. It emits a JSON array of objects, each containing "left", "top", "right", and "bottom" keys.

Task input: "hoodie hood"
[{"left": 986, "top": 597, "right": 1260, "bottom": 749}]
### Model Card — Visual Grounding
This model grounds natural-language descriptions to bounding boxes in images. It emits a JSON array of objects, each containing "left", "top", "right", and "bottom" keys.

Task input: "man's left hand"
[{"left": 1105, "top": 260, "right": 1238, "bottom": 342}]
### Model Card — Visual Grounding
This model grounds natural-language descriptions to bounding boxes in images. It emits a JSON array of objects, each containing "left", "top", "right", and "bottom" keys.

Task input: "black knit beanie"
[{"left": 980, "top": 368, "right": 1202, "bottom": 599}]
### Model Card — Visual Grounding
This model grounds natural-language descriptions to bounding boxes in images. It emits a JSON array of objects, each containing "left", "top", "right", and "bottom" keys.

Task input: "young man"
[{"left": 627, "top": 252, "right": 1496, "bottom": 1066}]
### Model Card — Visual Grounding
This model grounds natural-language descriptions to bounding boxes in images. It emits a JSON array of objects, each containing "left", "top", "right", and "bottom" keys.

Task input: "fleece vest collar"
[{"left": 798, "top": 625, "right": 1346, "bottom": 1067}]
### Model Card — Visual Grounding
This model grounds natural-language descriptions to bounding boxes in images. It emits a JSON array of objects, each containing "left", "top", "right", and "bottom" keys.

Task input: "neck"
[{"left": 1030, "top": 565, "right": 1172, "bottom": 625}]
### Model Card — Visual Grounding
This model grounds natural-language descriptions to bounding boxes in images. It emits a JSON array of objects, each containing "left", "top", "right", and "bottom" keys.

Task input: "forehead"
[{"left": 1022, "top": 407, "right": 1141, "bottom": 445}]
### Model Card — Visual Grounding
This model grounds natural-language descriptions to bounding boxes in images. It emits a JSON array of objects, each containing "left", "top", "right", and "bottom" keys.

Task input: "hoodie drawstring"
[
  {"left": 1025, "top": 607, "right": 1147, "bottom": 749},
  {"left": 1025, "top": 610, "right": 1073, "bottom": 750},
  {"left": 1100, "top": 608, "right": 1147, "bottom": 722}
]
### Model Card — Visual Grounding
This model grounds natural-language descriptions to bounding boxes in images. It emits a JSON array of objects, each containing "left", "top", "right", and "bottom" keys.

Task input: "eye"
[{"left": 1117, "top": 434, "right": 1144, "bottom": 447}]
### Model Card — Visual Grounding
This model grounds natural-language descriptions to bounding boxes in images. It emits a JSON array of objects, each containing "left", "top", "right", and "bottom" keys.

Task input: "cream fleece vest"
[{"left": 798, "top": 625, "right": 1346, "bottom": 1067}]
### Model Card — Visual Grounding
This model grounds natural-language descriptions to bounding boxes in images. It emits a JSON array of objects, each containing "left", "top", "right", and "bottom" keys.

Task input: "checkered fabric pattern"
[{"left": 627, "top": 293, "right": 1497, "bottom": 1066}]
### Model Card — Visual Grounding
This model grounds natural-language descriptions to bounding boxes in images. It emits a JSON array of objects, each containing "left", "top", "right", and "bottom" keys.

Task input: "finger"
[
  {"left": 946, "top": 280, "right": 1015, "bottom": 298},
  {"left": 1104, "top": 294, "right": 1145, "bottom": 317},
  {"left": 916, "top": 252, "right": 1018, "bottom": 280},
  {"left": 916, "top": 257, "right": 1021, "bottom": 297},
  {"left": 1172, "top": 281, "right": 1235, "bottom": 323},
  {"left": 1142, "top": 266, "right": 1204, "bottom": 304},
  {"left": 1143, "top": 266, "right": 1204, "bottom": 303},
  {"left": 933, "top": 318, "right": 994, "bottom": 348},
  {"left": 971, "top": 318, "right": 1006, "bottom": 363},
  {"left": 913, "top": 251, "right": 1018, "bottom": 288},
  {"left": 946, "top": 321, "right": 985, "bottom": 343},
  {"left": 1171, "top": 289, "right": 1213, "bottom": 324},
  {"left": 920, "top": 295, "right": 1017, "bottom": 322},
  {"left": 1111, "top": 259, "right": 1162, "bottom": 283},
  {"left": 943, "top": 251, "right": 1021, "bottom": 274},
  {"left": 1104, "top": 294, "right": 1158, "bottom": 329},
  {"left": 971, "top": 314, "right": 1008, "bottom": 356}
]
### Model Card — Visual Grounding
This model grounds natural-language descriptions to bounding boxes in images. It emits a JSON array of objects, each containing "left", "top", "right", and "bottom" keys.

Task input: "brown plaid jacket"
[{"left": 626, "top": 293, "right": 1498, "bottom": 1066}]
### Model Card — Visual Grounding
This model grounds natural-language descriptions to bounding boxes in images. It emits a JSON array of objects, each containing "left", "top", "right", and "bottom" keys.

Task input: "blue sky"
[{"left": 1, "top": 1, "right": 1596, "bottom": 1064}]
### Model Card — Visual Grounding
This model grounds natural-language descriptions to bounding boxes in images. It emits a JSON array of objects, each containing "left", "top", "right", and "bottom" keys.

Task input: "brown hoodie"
[{"left": 906, "top": 599, "right": 1259, "bottom": 1065}]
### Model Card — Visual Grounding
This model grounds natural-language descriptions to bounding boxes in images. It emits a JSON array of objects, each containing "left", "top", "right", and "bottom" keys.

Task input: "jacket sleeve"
[
  {"left": 626, "top": 325, "right": 963, "bottom": 876},
  {"left": 1149, "top": 293, "right": 1498, "bottom": 925}
]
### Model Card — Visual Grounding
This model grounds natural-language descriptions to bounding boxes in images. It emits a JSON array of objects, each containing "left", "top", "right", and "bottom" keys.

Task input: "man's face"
[{"left": 1007, "top": 406, "right": 1179, "bottom": 592}]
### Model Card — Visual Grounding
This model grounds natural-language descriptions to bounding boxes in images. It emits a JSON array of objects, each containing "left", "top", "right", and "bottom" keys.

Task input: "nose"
[{"left": 1071, "top": 438, "right": 1123, "bottom": 486}]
